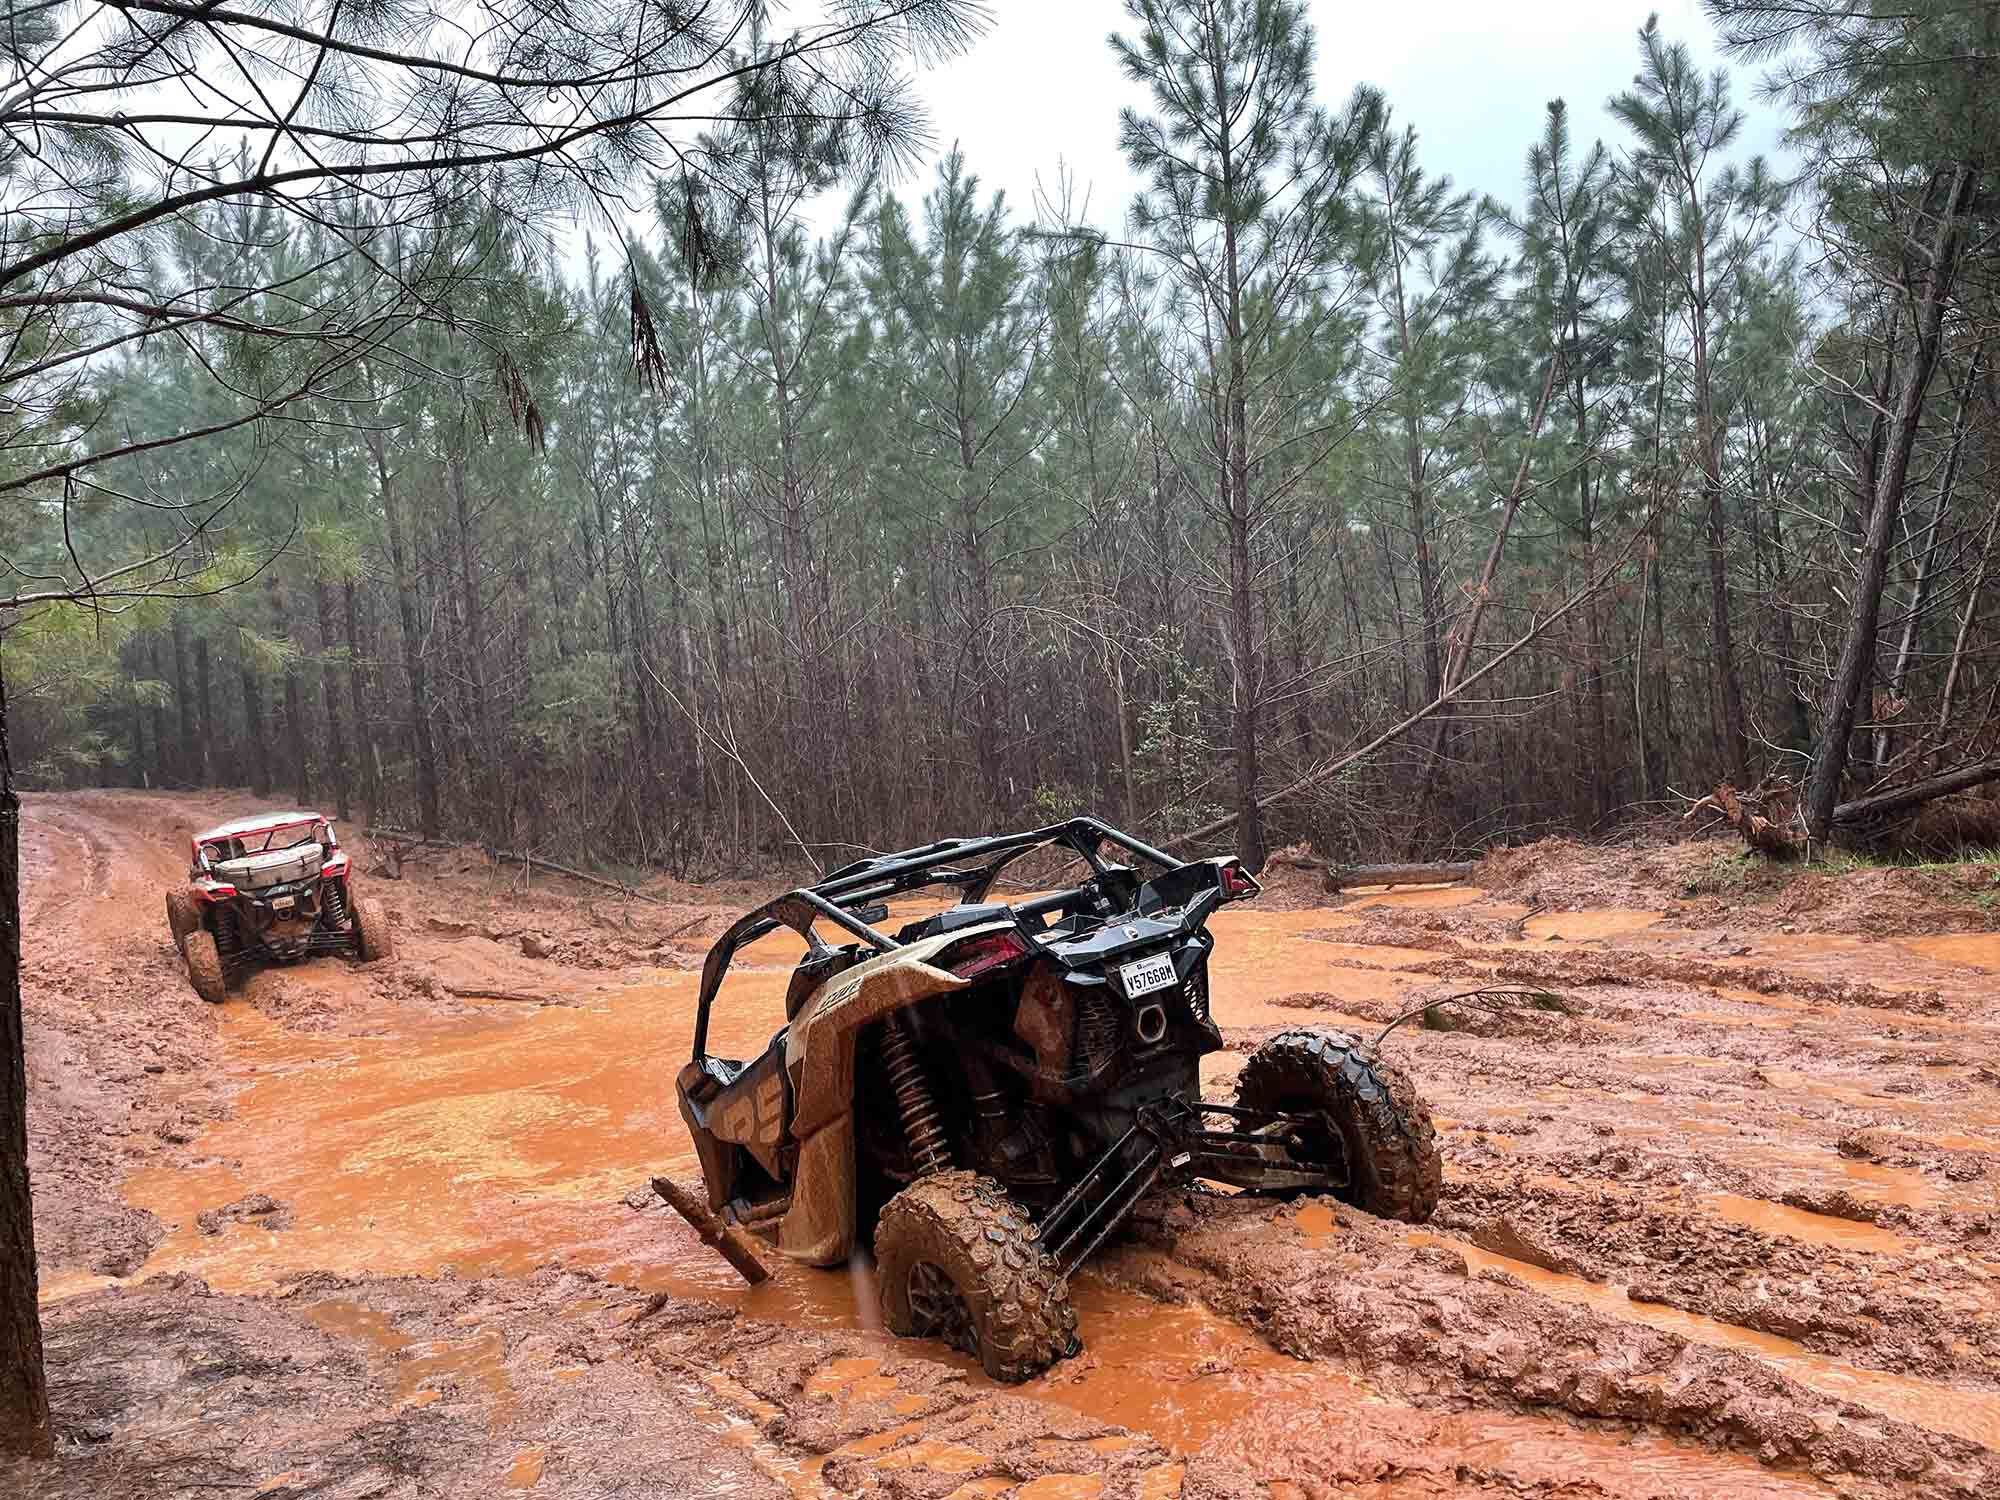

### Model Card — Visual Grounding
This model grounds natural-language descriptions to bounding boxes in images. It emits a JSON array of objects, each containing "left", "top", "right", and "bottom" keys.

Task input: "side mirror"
[{"left": 848, "top": 902, "right": 890, "bottom": 926}]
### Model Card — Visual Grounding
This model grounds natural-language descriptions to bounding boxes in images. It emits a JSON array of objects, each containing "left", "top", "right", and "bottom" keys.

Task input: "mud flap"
[{"left": 777, "top": 1114, "right": 855, "bottom": 1266}]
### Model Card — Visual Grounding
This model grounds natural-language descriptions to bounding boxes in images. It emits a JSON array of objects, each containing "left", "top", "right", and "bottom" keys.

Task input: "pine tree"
[
  {"left": 1500, "top": 100, "right": 1624, "bottom": 817},
  {"left": 1112, "top": 0, "right": 1381, "bottom": 870},
  {"left": 1612, "top": 17, "right": 1785, "bottom": 789}
]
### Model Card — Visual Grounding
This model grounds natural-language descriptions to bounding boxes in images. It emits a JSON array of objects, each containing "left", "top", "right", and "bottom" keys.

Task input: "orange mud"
[
  {"left": 1904, "top": 932, "right": 2000, "bottom": 971},
  {"left": 19, "top": 792, "right": 2000, "bottom": 1500}
]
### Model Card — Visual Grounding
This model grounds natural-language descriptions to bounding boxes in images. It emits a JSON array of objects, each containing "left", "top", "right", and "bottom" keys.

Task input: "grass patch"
[{"left": 1678, "top": 850, "right": 1770, "bottom": 898}]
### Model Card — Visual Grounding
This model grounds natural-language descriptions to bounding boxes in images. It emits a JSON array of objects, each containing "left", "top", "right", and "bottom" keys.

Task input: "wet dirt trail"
[{"left": 12, "top": 791, "right": 2000, "bottom": 1500}]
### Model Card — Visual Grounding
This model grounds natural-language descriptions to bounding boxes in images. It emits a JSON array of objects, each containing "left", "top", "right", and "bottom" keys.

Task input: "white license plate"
[
  {"left": 1119, "top": 953, "right": 1177, "bottom": 998},
  {"left": 271, "top": 895, "right": 295, "bottom": 912}
]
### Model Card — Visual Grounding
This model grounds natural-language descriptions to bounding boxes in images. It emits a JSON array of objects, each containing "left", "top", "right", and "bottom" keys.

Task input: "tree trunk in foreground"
[
  {"left": 1805, "top": 162, "right": 1976, "bottom": 846},
  {"left": 0, "top": 654, "right": 52, "bottom": 1459}
]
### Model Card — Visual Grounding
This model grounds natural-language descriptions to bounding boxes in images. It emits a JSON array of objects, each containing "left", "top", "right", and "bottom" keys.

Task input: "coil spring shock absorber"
[
  {"left": 320, "top": 877, "right": 349, "bottom": 931},
  {"left": 881, "top": 1014, "right": 952, "bottom": 1177},
  {"left": 213, "top": 903, "right": 243, "bottom": 957}
]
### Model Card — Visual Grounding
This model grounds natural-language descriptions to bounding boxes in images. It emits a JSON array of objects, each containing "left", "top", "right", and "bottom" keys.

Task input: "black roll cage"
[{"left": 689, "top": 817, "right": 1184, "bottom": 1062}]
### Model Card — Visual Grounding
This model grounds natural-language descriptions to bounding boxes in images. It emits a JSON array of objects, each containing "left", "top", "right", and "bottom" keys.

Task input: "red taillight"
[
  {"left": 942, "top": 931, "right": 1030, "bottom": 980},
  {"left": 320, "top": 850, "right": 350, "bottom": 879},
  {"left": 1219, "top": 861, "right": 1260, "bottom": 901},
  {"left": 193, "top": 881, "right": 237, "bottom": 902}
]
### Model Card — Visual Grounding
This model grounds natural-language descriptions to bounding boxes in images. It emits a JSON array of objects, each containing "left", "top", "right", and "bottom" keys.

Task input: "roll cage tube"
[{"left": 687, "top": 817, "right": 1187, "bottom": 1063}]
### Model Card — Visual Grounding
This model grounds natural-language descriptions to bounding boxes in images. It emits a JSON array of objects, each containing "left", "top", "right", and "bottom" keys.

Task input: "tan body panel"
[
  {"left": 775, "top": 923, "right": 1011, "bottom": 1264},
  {"left": 709, "top": 1066, "right": 788, "bottom": 1180}
]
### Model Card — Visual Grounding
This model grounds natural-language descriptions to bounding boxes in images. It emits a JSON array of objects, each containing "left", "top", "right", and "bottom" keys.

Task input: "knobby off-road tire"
[
  {"left": 874, "top": 1170, "right": 1079, "bottom": 1383},
  {"left": 165, "top": 889, "right": 199, "bottom": 954},
  {"left": 184, "top": 930, "right": 227, "bottom": 1004},
  {"left": 351, "top": 895, "right": 393, "bottom": 962},
  {"left": 1236, "top": 1027, "right": 1442, "bottom": 1223}
]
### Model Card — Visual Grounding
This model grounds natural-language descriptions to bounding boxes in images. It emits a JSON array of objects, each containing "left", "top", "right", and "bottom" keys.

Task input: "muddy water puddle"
[
  {"left": 1340, "top": 884, "right": 1487, "bottom": 911},
  {"left": 305, "top": 1298, "right": 516, "bottom": 1420},
  {"left": 1900, "top": 933, "right": 2000, "bottom": 972},
  {"left": 1521, "top": 908, "right": 1665, "bottom": 942},
  {"left": 1700, "top": 1193, "right": 1925, "bottom": 1254}
]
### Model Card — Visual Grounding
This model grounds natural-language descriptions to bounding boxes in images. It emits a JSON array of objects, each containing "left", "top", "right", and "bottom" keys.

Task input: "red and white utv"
[{"left": 164, "top": 811, "right": 392, "bottom": 1003}]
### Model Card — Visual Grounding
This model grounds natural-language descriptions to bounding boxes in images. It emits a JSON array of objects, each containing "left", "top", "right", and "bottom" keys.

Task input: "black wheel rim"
[{"left": 906, "top": 1261, "right": 977, "bottom": 1358}]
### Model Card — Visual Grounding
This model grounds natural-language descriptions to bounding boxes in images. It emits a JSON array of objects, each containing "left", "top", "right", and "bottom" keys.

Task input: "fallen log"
[
  {"left": 1832, "top": 758, "right": 2000, "bottom": 826},
  {"left": 1691, "top": 761, "right": 2000, "bottom": 858},
  {"left": 649, "top": 1176, "right": 771, "bottom": 1285},
  {"left": 1328, "top": 861, "right": 1476, "bottom": 891},
  {"left": 444, "top": 986, "right": 551, "bottom": 1004},
  {"left": 364, "top": 824, "right": 665, "bottom": 905}
]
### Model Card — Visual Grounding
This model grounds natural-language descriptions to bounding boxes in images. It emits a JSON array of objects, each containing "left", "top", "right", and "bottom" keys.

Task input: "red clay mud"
[{"left": 15, "top": 791, "right": 2000, "bottom": 1499}]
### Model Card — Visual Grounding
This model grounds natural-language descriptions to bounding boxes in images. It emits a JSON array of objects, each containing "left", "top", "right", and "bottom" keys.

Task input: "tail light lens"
[
  {"left": 941, "top": 930, "right": 1030, "bottom": 980},
  {"left": 320, "top": 850, "right": 351, "bottom": 878},
  {"left": 1219, "top": 861, "right": 1261, "bottom": 901}
]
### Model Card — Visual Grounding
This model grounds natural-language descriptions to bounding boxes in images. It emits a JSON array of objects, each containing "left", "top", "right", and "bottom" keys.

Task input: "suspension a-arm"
[{"left": 1036, "top": 1098, "right": 1342, "bottom": 1277}]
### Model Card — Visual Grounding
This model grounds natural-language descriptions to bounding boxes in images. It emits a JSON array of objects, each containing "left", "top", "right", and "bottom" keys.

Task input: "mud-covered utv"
[
  {"left": 677, "top": 817, "right": 1441, "bottom": 1381},
  {"left": 165, "top": 812, "right": 392, "bottom": 1002}
]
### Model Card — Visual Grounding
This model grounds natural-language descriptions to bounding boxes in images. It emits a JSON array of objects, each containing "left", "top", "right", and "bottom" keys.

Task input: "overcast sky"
[{"left": 877, "top": 0, "right": 1792, "bottom": 229}]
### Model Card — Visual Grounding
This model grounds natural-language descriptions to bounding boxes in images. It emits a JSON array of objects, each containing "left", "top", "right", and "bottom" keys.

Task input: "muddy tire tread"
[
  {"left": 184, "top": 930, "right": 226, "bottom": 1004},
  {"left": 352, "top": 895, "right": 392, "bottom": 961},
  {"left": 873, "top": 1169, "right": 1078, "bottom": 1384},
  {"left": 165, "top": 889, "right": 198, "bottom": 953},
  {"left": 1235, "top": 1027, "right": 1442, "bottom": 1223}
]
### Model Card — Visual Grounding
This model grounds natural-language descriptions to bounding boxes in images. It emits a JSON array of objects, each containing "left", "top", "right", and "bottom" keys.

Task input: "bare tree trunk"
[
  {"left": 1110, "top": 652, "right": 1137, "bottom": 828},
  {"left": 127, "top": 689, "right": 145, "bottom": 789},
  {"left": 369, "top": 429, "right": 440, "bottom": 838},
  {"left": 145, "top": 636, "right": 173, "bottom": 786},
  {"left": 240, "top": 632, "right": 270, "bottom": 798},
  {"left": 1285, "top": 551, "right": 1314, "bottom": 758},
  {"left": 344, "top": 582, "right": 377, "bottom": 819},
  {"left": 271, "top": 573, "right": 310, "bottom": 807},
  {"left": 171, "top": 613, "right": 196, "bottom": 785},
  {"left": 1806, "top": 163, "right": 1977, "bottom": 845},
  {"left": 448, "top": 425, "right": 495, "bottom": 840},
  {"left": 1224, "top": 430, "right": 1264, "bottom": 870},
  {"left": 193, "top": 636, "right": 213, "bottom": 785},
  {"left": 0, "top": 656, "right": 52, "bottom": 1459},
  {"left": 1751, "top": 417, "right": 1813, "bottom": 753},
  {"left": 314, "top": 577, "right": 352, "bottom": 821},
  {"left": 1687, "top": 202, "right": 1749, "bottom": 787},
  {"left": 1409, "top": 354, "right": 1562, "bottom": 843},
  {"left": 1703, "top": 476, "right": 1748, "bottom": 784},
  {"left": 1937, "top": 483, "right": 2000, "bottom": 739},
  {"left": 1874, "top": 350, "right": 1978, "bottom": 769}
]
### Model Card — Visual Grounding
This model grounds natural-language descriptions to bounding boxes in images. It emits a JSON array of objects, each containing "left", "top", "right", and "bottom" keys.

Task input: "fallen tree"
[
  {"left": 1328, "top": 861, "right": 1478, "bottom": 891},
  {"left": 1831, "top": 758, "right": 2000, "bottom": 827},
  {"left": 1687, "top": 760, "right": 2000, "bottom": 856},
  {"left": 1179, "top": 525, "right": 1646, "bottom": 854},
  {"left": 1681, "top": 784, "right": 1800, "bottom": 858},
  {"left": 364, "top": 826, "right": 666, "bottom": 905}
]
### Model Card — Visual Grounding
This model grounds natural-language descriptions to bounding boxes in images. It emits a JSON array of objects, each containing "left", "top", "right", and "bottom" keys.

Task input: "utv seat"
[{"left": 785, "top": 945, "right": 863, "bottom": 1021}]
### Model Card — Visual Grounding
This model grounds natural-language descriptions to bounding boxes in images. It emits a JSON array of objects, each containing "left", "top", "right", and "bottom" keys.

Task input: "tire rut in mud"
[
  {"left": 1434, "top": 1178, "right": 2000, "bottom": 1388},
  {"left": 1108, "top": 1197, "right": 2000, "bottom": 1498}
]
